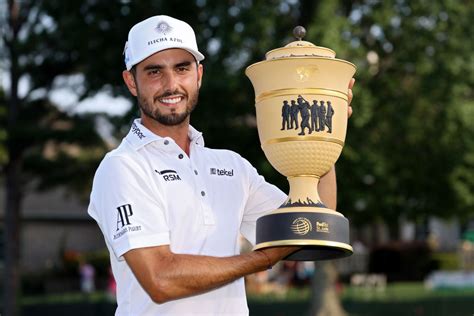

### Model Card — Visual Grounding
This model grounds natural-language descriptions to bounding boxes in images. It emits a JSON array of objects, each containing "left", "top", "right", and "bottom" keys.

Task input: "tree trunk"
[
  {"left": 3, "top": 1, "right": 22, "bottom": 314},
  {"left": 3, "top": 162, "right": 22, "bottom": 316},
  {"left": 308, "top": 262, "right": 347, "bottom": 316}
]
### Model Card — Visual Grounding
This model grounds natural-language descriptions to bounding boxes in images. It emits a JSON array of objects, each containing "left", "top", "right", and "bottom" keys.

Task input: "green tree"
[
  {"left": 302, "top": 1, "right": 473, "bottom": 314},
  {"left": 1, "top": 1, "right": 107, "bottom": 314},
  {"left": 332, "top": 0, "right": 474, "bottom": 237}
]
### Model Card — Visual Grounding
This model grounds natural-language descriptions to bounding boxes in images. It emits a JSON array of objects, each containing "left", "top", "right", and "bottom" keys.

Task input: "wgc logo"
[{"left": 291, "top": 217, "right": 312, "bottom": 236}]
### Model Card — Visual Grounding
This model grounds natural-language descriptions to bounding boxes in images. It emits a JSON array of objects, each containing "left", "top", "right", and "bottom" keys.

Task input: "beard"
[{"left": 138, "top": 89, "right": 199, "bottom": 126}]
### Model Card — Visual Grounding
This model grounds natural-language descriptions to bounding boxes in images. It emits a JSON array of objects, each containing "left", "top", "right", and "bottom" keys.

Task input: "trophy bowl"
[{"left": 245, "top": 27, "right": 356, "bottom": 261}]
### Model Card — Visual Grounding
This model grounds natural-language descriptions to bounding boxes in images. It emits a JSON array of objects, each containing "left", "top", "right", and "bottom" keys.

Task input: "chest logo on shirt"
[
  {"left": 210, "top": 168, "right": 234, "bottom": 177},
  {"left": 155, "top": 169, "right": 182, "bottom": 181}
]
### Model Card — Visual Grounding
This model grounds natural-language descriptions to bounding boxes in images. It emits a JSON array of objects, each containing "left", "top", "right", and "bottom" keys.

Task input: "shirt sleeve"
[
  {"left": 88, "top": 154, "right": 170, "bottom": 260},
  {"left": 240, "top": 158, "right": 287, "bottom": 246}
]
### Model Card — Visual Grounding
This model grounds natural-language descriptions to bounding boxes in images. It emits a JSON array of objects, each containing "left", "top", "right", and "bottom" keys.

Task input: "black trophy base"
[{"left": 254, "top": 208, "right": 352, "bottom": 261}]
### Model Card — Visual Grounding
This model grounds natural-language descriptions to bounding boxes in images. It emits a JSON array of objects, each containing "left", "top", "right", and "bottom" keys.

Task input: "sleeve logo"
[{"left": 114, "top": 204, "right": 142, "bottom": 240}]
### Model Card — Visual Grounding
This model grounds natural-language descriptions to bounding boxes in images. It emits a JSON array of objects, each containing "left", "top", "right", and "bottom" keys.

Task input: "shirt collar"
[
  {"left": 188, "top": 125, "right": 205, "bottom": 146},
  {"left": 125, "top": 118, "right": 205, "bottom": 150}
]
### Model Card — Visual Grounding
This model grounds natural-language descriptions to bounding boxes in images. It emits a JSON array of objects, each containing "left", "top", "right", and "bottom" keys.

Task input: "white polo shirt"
[{"left": 88, "top": 119, "right": 286, "bottom": 316}]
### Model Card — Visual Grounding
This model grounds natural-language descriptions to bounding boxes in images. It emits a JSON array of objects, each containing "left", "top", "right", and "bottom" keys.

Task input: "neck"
[{"left": 141, "top": 116, "right": 191, "bottom": 156}]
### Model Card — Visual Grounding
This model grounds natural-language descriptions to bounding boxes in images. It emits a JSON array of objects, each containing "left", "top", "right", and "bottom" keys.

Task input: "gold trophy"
[{"left": 246, "top": 26, "right": 356, "bottom": 261}]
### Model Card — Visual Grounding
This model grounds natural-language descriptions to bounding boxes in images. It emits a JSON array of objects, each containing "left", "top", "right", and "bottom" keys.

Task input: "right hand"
[{"left": 257, "top": 246, "right": 302, "bottom": 266}]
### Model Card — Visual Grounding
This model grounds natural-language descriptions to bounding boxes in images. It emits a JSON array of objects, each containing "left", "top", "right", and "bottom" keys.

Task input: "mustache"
[{"left": 154, "top": 90, "right": 186, "bottom": 102}]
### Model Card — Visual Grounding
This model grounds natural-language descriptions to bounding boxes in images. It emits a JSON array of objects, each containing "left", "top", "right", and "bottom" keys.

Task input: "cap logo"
[{"left": 156, "top": 21, "right": 172, "bottom": 36}]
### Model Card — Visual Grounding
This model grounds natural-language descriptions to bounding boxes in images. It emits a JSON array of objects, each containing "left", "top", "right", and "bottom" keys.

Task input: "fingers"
[
  {"left": 260, "top": 246, "right": 301, "bottom": 263},
  {"left": 349, "top": 77, "right": 355, "bottom": 90},
  {"left": 348, "top": 78, "right": 355, "bottom": 118},
  {"left": 348, "top": 78, "right": 355, "bottom": 106}
]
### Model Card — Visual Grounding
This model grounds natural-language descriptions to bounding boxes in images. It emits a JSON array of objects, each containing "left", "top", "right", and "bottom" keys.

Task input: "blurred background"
[{"left": 1, "top": 0, "right": 473, "bottom": 315}]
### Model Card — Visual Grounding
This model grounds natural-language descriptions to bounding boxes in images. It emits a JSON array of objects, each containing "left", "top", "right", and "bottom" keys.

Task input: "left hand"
[{"left": 348, "top": 78, "right": 355, "bottom": 118}]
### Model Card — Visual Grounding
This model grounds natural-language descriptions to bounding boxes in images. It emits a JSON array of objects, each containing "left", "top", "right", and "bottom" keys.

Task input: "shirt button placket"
[{"left": 201, "top": 192, "right": 215, "bottom": 225}]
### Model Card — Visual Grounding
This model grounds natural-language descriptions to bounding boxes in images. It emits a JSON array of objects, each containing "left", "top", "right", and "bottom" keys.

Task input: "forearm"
[
  {"left": 124, "top": 246, "right": 293, "bottom": 304},
  {"left": 318, "top": 166, "right": 337, "bottom": 210},
  {"left": 153, "top": 251, "right": 268, "bottom": 301}
]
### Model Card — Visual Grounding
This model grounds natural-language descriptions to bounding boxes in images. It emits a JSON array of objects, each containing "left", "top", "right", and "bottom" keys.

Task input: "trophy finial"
[{"left": 293, "top": 26, "right": 306, "bottom": 41}]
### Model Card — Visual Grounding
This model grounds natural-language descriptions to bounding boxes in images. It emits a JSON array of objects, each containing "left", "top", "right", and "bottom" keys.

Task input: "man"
[
  {"left": 297, "top": 95, "right": 312, "bottom": 136},
  {"left": 311, "top": 100, "right": 319, "bottom": 132},
  {"left": 281, "top": 100, "right": 291, "bottom": 130},
  {"left": 88, "top": 15, "right": 355, "bottom": 315},
  {"left": 318, "top": 100, "right": 327, "bottom": 132},
  {"left": 290, "top": 99, "right": 299, "bottom": 130},
  {"left": 325, "top": 100, "right": 335, "bottom": 133}
]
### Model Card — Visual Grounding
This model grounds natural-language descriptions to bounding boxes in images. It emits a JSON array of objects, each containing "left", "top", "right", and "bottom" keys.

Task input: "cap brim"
[
  {"left": 126, "top": 47, "right": 205, "bottom": 70},
  {"left": 185, "top": 48, "right": 205, "bottom": 63}
]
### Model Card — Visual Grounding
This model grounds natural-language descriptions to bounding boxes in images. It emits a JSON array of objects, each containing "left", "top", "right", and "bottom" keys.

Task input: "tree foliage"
[
  {"left": 1, "top": 0, "right": 108, "bottom": 197},
  {"left": 331, "top": 0, "right": 474, "bottom": 231}
]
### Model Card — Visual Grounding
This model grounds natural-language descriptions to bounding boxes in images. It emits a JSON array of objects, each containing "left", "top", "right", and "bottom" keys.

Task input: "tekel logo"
[
  {"left": 210, "top": 168, "right": 234, "bottom": 177},
  {"left": 155, "top": 169, "right": 182, "bottom": 181}
]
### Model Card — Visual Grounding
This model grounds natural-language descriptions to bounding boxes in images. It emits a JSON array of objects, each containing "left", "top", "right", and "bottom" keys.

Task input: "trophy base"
[{"left": 254, "top": 207, "right": 352, "bottom": 261}]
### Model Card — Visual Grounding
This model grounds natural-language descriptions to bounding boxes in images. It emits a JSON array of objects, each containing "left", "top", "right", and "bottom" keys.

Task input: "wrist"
[{"left": 256, "top": 250, "right": 273, "bottom": 270}]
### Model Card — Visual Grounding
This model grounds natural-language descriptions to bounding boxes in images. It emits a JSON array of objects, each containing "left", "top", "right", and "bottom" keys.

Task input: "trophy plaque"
[{"left": 245, "top": 26, "right": 356, "bottom": 261}]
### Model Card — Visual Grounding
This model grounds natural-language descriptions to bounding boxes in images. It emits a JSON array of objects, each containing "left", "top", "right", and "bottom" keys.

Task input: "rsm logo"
[{"left": 155, "top": 169, "right": 182, "bottom": 181}]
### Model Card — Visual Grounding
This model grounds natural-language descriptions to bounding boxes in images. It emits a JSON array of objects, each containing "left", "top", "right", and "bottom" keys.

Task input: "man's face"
[{"left": 123, "top": 48, "right": 203, "bottom": 126}]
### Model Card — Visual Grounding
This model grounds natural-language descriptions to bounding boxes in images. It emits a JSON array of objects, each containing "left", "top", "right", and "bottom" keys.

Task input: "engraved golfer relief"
[{"left": 280, "top": 95, "right": 334, "bottom": 135}]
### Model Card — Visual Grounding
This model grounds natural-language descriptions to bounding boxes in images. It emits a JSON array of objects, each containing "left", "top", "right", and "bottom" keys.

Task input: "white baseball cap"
[{"left": 123, "top": 15, "right": 205, "bottom": 70}]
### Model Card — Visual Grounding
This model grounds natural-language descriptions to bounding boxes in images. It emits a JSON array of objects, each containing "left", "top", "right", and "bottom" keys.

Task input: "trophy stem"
[{"left": 281, "top": 176, "right": 326, "bottom": 209}]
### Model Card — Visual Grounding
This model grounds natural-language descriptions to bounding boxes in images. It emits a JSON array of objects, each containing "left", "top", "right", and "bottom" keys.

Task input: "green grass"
[
  {"left": 16, "top": 283, "right": 474, "bottom": 316},
  {"left": 247, "top": 286, "right": 311, "bottom": 303},
  {"left": 343, "top": 282, "right": 474, "bottom": 301},
  {"left": 342, "top": 282, "right": 474, "bottom": 316},
  {"left": 21, "top": 283, "right": 474, "bottom": 304},
  {"left": 21, "top": 292, "right": 111, "bottom": 305},
  {"left": 246, "top": 282, "right": 474, "bottom": 303},
  {"left": 248, "top": 282, "right": 474, "bottom": 316}
]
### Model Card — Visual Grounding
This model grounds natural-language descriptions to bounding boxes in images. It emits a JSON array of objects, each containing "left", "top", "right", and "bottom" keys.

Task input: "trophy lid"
[{"left": 265, "top": 26, "right": 336, "bottom": 60}]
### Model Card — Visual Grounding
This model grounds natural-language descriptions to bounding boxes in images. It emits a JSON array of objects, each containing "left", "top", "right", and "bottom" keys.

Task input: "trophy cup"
[{"left": 245, "top": 26, "right": 356, "bottom": 261}]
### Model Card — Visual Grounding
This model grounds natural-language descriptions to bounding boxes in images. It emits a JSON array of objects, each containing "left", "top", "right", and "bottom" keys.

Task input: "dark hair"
[{"left": 130, "top": 66, "right": 137, "bottom": 79}]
